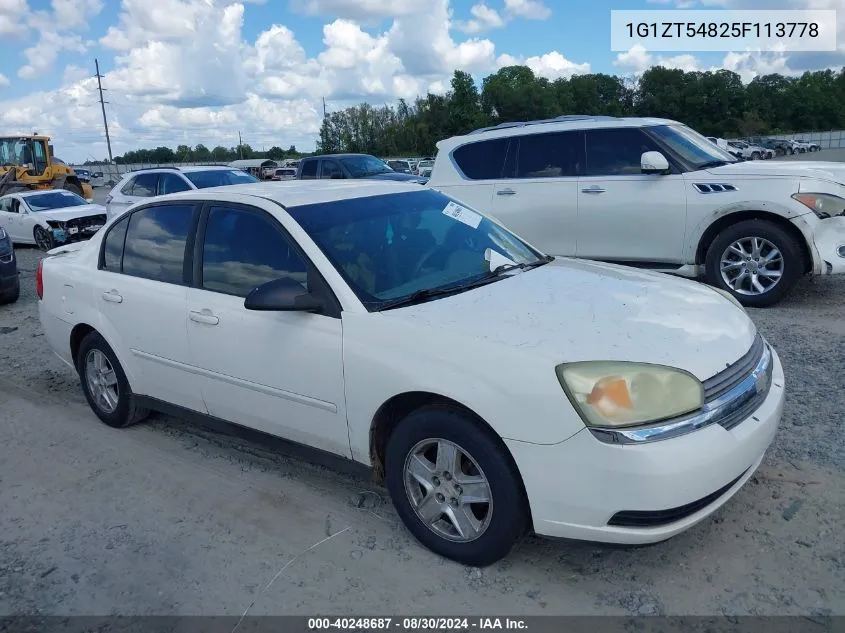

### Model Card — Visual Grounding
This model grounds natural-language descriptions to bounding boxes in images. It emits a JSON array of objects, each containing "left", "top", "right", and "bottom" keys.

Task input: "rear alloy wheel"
[
  {"left": 77, "top": 331, "right": 149, "bottom": 428},
  {"left": 385, "top": 406, "right": 527, "bottom": 566},
  {"left": 33, "top": 226, "right": 54, "bottom": 251},
  {"left": 705, "top": 220, "right": 804, "bottom": 307}
]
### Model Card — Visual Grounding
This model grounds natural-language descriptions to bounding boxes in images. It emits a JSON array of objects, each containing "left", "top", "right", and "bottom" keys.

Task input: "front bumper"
[
  {"left": 507, "top": 347, "right": 785, "bottom": 544},
  {"left": 811, "top": 215, "right": 845, "bottom": 274}
]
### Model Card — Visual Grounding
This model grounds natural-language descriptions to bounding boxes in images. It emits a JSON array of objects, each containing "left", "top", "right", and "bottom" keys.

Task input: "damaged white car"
[{"left": 0, "top": 189, "right": 107, "bottom": 251}]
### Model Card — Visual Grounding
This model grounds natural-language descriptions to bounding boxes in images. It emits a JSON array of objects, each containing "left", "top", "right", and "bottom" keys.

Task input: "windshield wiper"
[{"left": 375, "top": 255, "right": 553, "bottom": 311}]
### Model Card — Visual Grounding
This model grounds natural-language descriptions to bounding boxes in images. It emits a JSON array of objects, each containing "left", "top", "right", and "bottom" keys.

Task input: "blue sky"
[{"left": 0, "top": 0, "right": 840, "bottom": 161}]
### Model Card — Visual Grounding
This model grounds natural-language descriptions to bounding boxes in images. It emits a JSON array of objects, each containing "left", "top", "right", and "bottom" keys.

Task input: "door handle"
[
  {"left": 189, "top": 309, "right": 219, "bottom": 325},
  {"left": 581, "top": 186, "right": 606, "bottom": 194},
  {"left": 102, "top": 290, "right": 123, "bottom": 303},
  {"left": 496, "top": 188, "right": 517, "bottom": 196}
]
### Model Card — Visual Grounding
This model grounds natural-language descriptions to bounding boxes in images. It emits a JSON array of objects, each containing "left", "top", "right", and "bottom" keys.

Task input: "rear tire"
[
  {"left": 0, "top": 281, "right": 19, "bottom": 305},
  {"left": 704, "top": 219, "right": 804, "bottom": 308},
  {"left": 63, "top": 182, "right": 84, "bottom": 196},
  {"left": 77, "top": 331, "right": 149, "bottom": 428},
  {"left": 385, "top": 405, "right": 528, "bottom": 566}
]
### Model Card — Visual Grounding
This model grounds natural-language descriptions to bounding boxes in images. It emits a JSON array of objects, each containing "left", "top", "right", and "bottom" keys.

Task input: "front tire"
[
  {"left": 385, "top": 405, "right": 527, "bottom": 566},
  {"left": 33, "top": 225, "right": 54, "bottom": 251},
  {"left": 704, "top": 220, "right": 804, "bottom": 308},
  {"left": 0, "top": 280, "right": 19, "bottom": 305},
  {"left": 77, "top": 331, "right": 149, "bottom": 428}
]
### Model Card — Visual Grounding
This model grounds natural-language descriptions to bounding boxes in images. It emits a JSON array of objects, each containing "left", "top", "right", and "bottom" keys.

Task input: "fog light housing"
[{"left": 837, "top": 245, "right": 845, "bottom": 258}]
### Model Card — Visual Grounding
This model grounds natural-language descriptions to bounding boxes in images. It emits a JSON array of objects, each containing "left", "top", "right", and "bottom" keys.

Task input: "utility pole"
[
  {"left": 323, "top": 97, "right": 327, "bottom": 118},
  {"left": 238, "top": 131, "right": 243, "bottom": 159},
  {"left": 94, "top": 58, "right": 113, "bottom": 164}
]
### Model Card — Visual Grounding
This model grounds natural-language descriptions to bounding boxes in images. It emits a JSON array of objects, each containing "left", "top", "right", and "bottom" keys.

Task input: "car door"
[
  {"left": 435, "top": 137, "right": 509, "bottom": 218},
  {"left": 0, "top": 198, "right": 20, "bottom": 242},
  {"left": 90, "top": 201, "right": 208, "bottom": 413},
  {"left": 489, "top": 130, "right": 583, "bottom": 256},
  {"left": 576, "top": 127, "right": 688, "bottom": 264},
  {"left": 185, "top": 202, "right": 349, "bottom": 457}
]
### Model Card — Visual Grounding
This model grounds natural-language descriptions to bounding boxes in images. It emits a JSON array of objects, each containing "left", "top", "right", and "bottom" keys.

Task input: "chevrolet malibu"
[{"left": 37, "top": 181, "right": 785, "bottom": 565}]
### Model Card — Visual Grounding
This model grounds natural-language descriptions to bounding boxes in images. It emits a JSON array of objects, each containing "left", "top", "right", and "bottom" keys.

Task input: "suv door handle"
[
  {"left": 496, "top": 188, "right": 516, "bottom": 196},
  {"left": 581, "top": 186, "right": 606, "bottom": 194},
  {"left": 189, "top": 309, "right": 219, "bottom": 326},
  {"left": 102, "top": 290, "right": 123, "bottom": 303}
]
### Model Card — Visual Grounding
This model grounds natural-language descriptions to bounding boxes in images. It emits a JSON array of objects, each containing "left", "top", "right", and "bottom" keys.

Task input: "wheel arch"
[
  {"left": 368, "top": 390, "right": 533, "bottom": 525},
  {"left": 69, "top": 323, "right": 136, "bottom": 391},
  {"left": 695, "top": 210, "right": 812, "bottom": 273}
]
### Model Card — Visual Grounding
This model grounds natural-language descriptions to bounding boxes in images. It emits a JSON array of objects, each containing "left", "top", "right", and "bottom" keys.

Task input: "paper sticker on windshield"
[{"left": 442, "top": 201, "right": 481, "bottom": 229}]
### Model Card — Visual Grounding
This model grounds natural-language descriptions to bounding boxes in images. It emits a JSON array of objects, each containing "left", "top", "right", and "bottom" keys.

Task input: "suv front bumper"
[{"left": 812, "top": 216, "right": 845, "bottom": 274}]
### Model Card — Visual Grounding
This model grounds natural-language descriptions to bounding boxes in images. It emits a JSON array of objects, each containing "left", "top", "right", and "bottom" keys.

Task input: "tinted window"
[
  {"left": 321, "top": 160, "right": 343, "bottom": 179},
  {"left": 201, "top": 206, "right": 307, "bottom": 298},
  {"left": 338, "top": 155, "right": 392, "bottom": 177},
  {"left": 452, "top": 138, "right": 508, "bottom": 180},
  {"left": 158, "top": 172, "right": 192, "bottom": 195},
  {"left": 129, "top": 173, "right": 159, "bottom": 196},
  {"left": 184, "top": 169, "right": 258, "bottom": 189},
  {"left": 516, "top": 131, "right": 583, "bottom": 178},
  {"left": 122, "top": 204, "right": 194, "bottom": 284},
  {"left": 102, "top": 215, "right": 129, "bottom": 271},
  {"left": 300, "top": 160, "right": 318, "bottom": 179},
  {"left": 585, "top": 128, "right": 662, "bottom": 176}
]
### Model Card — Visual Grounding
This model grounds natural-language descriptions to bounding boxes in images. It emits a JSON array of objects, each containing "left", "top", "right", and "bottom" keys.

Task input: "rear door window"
[
  {"left": 515, "top": 131, "right": 584, "bottom": 178},
  {"left": 452, "top": 138, "right": 509, "bottom": 180},
  {"left": 121, "top": 204, "right": 195, "bottom": 284},
  {"left": 123, "top": 173, "right": 159, "bottom": 197},
  {"left": 299, "top": 160, "right": 318, "bottom": 179}
]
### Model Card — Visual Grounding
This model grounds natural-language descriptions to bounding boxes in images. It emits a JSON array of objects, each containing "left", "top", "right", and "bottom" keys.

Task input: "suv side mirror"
[
  {"left": 244, "top": 277, "right": 323, "bottom": 313},
  {"left": 641, "top": 151, "right": 670, "bottom": 175}
]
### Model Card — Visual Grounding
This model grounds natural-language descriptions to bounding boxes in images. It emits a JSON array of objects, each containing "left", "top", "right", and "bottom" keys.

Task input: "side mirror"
[
  {"left": 641, "top": 151, "right": 670, "bottom": 175},
  {"left": 244, "top": 277, "right": 323, "bottom": 313}
]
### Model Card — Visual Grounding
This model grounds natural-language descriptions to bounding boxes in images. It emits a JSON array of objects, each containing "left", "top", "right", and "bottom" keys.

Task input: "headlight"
[
  {"left": 555, "top": 362, "right": 703, "bottom": 428},
  {"left": 712, "top": 287, "right": 746, "bottom": 311},
  {"left": 792, "top": 192, "right": 845, "bottom": 219}
]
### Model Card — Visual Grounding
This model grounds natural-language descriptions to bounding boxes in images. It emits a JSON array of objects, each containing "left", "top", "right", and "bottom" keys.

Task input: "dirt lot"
[{"left": 1, "top": 237, "right": 844, "bottom": 616}]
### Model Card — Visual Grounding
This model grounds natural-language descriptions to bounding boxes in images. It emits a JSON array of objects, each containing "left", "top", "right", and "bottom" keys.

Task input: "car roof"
[
  {"left": 120, "top": 165, "right": 237, "bottom": 178},
  {"left": 302, "top": 153, "right": 376, "bottom": 159},
  {"left": 436, "top": 116, "right": 681, "bottom": 148},
  {"left": 153, "top": 180, "right": 425, "bottom": 208},
  {"left": 3, "top": 189, "right": 82, "bottom": 199}
]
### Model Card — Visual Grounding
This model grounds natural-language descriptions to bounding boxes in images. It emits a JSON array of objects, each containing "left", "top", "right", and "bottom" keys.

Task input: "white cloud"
[
  {"left": 613, "top": 45, "right": 701, "bottom": 74},
  {"left": 18, "top": 31, "right": 88, "bottom": 79},
  {"left": 62, "top": 64, "right": 89, "bottom": 84},
  {"left": 289, "top": 0, "right": 431, "bottom": 21},
  {"left": 497, "top": 52, "right": 590, "bottom": 79},
  {"left": 503, "top": 0, "right": 552, "bottom": 20},
  {"left": 454, "top": 3, "right": 505, "bottom": 34},
  {"left": 0, "top": 0, "right": 30, "bottom": 35},
  {"left": 0, "top": 74, "right": 10, "bottom": 88},
  {"left": 52, "top": 0, "right": 104, "bottom": 30}
]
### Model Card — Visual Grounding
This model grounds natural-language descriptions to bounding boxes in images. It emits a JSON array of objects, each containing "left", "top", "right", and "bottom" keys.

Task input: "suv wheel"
[
  {"left": 77, "top": 331, "right": 149, "bottom": 428},
  {"left": 751, "top": 151, "right": 761, "bottom": 160},
  {"left": 0, "top": 279, "right": 19, "bottom": 305},
  {"left": 385, "top": 405, "right": 527, "bottom": 566},
  {"left": 705, "top": 220, "right": 804, "bottom": 307}
]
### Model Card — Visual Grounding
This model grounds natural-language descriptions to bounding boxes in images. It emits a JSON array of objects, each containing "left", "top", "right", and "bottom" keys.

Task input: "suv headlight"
[
  {"left": 556, "top": 362, "right": 703, "bottom": 428},
  {"left": 712, "top": 287, "right": 745, "bottom": 311},
  {"left": 792, "top": 193, "right": 845, "bottom": 219}
]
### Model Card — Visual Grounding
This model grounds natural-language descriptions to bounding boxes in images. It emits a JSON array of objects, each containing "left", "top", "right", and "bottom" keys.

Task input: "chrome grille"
[{"left": 702, "top": 334, "right": 764, "bottom": 402}]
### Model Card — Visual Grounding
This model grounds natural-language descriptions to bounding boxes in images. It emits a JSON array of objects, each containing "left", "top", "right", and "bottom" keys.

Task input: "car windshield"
[
  {"left": 24, "top": 191, "right": 89, "bottom": 211},
  {"left": 649, "top": 124, "right": 739, "bottom": 167},
  {"left": 287, "top": 189, "right": 545, "bottom": 310},
  {"left": 184, "top": 169, "right": 259, "bottom": 188},
  {"left": 338, "top": 155, "right": 393, "bottom": 177}
]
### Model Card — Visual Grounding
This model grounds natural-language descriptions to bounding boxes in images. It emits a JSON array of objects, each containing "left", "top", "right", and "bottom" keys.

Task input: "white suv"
[
  {"left": 427, "top": 115, "right": 845, "bottom": 307},
  {"left": 105, "top": 166, "right": 259, "bottom": 219}
]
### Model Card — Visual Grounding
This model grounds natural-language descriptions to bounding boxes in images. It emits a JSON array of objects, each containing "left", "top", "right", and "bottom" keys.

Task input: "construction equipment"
[{"left": 0, "top": 136, "right": 94, "bottom": 200}]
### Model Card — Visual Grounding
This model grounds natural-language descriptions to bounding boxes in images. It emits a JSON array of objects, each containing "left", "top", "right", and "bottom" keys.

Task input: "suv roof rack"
[
  {"left": 467, "top": 114, "right": 618, "bottom": 135},
  {"left": 127, "top": 166, "right": 182, "bottom": 173}
]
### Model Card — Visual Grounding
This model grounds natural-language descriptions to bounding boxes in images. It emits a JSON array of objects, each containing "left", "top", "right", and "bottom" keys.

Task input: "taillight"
[{"left": 36, "top": 260, "right": 44, "bottom": 300}]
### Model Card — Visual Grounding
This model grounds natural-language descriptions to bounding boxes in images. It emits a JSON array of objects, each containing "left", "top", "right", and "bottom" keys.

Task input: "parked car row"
[{"left": 295, "top": 154, "right": 428, "bottom": 184}]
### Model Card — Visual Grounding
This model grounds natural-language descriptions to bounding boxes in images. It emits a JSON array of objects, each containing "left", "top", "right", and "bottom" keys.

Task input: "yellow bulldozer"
[{"left": 0, "top": 135, "right": 94, "bottom": 201}]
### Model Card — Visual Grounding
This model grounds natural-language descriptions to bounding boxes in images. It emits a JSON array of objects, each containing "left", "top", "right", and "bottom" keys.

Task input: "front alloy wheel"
[
  {"left": 34, "top": 226, "right": 54, "bottom": 251},
  {"left": 719, "top": 237, "right": 784, "bottom": 296}
]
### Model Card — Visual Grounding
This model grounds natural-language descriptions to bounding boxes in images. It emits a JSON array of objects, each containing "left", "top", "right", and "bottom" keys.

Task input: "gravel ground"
[{"left": 0, "top": 215, "right": 844, "bottom": 617}]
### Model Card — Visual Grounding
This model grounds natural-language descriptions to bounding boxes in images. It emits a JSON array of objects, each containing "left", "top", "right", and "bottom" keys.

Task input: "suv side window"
[
  {"left": 122, "top": 204, "right": 195, "bottom": 284},
  {"left": 200, "top": 206, "right": 308, "bottom": 298},
  {"left": 101, "top": 214, "right": 130, "bottom": 271},
  {"left": 452, "top": 138, "right": 508, "bottom": 180},
  {"left": 122, "top": 173, "right": 159, "bottom": 197},
  {"left": 516, "top": 131, "right": 584, "bottom": 178},
  {"left": 158, "top": 172, "right": 192, "bottom": 195},
  {"left": 300, "top": 160, "right": 318, "bottom": 179},
  {"left": 321, "top": 160, "right": 343, "bottom": 179},
  {"left": 585, "top": 128, "right": 662, "bottom": 176}
]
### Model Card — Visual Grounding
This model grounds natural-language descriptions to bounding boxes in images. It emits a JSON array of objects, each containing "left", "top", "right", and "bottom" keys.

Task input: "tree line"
[
  {"left": 94, "top": 64, "right": 845, "bottom": 165},
  {"left": 86, "top": 143, "right": 305, "bottom": 166},
  {"left": 317, "top": 66, "right": 845, "bottom": 156}
]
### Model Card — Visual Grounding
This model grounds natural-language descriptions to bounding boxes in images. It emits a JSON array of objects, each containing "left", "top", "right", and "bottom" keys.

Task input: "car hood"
[
  {"left": 37, "top": 204, "right": 108, "bottom": 222},
  {"left": 383, "top": 258, "right": 757, "bottom": 382},
  {"left": 707, "top": 160, "right": 845, "bottom": 184},
  {"left": 364, "top": 172, "right": 427, "bottom": 183}
]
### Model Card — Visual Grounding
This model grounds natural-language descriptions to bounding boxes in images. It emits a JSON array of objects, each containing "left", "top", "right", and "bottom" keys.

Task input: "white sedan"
[
  {"left": 36, "top": 181, "right": 784, "bottom": 566},
  {"left": 0, "top": 189, "right": 108, "bottom": 250}
]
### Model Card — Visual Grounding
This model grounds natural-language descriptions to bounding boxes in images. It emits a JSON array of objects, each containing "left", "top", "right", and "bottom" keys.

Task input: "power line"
[{"left": 94, "top": 58, "right": 113, "bottom": 164}]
